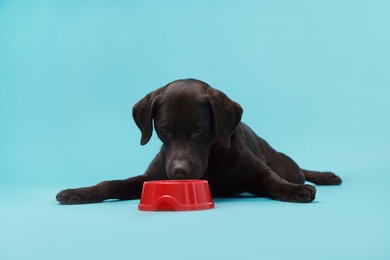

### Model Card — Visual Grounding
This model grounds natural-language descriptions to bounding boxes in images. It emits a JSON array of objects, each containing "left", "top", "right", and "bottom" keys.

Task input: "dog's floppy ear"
[
  {"left": 132, "top": 88, "right": 163, "bottom": 145},
  {"left": 207, "top": 87, "right": 243, "bottom": 148}
]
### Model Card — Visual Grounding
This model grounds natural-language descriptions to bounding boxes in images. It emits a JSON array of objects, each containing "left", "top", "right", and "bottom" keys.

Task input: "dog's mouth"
[
  {"left": 167, "top": 175, "right": 200, "bottom": 180},
  {"left": 166, "top": 170, "right": 204, "bottom": 180},
  {"left": 166, "top": 161, "right": 205, "bottom": 180}
]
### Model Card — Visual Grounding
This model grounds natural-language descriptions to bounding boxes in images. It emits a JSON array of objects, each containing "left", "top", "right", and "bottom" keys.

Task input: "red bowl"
[{"left": 138, "top": 180, "right": 215, "bottom": 211}]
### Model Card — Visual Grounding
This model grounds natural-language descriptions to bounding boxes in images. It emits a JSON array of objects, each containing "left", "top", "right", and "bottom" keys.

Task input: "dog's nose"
[{"left": 172, "top": 163, "right": 190, "bottom": 179}]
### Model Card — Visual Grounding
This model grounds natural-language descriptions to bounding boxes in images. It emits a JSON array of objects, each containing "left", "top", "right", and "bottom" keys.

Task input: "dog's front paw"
[
  {"left": 56, "top": 188, "right": 99, "bottom": 205},
  {"left": 286, "top": 184, "right": 316, "bottom": 203}
]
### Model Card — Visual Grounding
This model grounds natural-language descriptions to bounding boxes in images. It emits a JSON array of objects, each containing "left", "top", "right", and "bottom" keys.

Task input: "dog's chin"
[{"left": 166, "top": 173, "right": 204, "bottom": 180}]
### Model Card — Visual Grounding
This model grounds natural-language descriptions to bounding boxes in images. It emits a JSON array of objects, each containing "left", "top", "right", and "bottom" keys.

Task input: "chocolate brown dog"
[{"left": 56, "top": 79, "right": 342, "bottom": 205}]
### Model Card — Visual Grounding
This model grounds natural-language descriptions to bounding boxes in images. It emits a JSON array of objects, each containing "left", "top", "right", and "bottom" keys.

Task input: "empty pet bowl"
[{"left": 138, "top": 180, "right": 215, "bottom": 211}]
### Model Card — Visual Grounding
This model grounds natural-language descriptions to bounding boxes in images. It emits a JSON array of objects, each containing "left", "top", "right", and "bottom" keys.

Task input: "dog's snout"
[{"left": 171, "top": 163, "right": 190, "bottom": 179}]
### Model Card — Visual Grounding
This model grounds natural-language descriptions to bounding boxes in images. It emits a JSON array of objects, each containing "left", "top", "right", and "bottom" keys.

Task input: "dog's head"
[{"left": 133, "top": 79, "right": 242, "bottom": 180}]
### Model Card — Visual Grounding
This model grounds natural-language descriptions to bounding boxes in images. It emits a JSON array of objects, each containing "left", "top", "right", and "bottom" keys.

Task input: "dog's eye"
[
  {"left": 159, "top": 128, "right": 170, "bottom": 135},
  {"left": 193, "top": 128, "right": 205, "bottom": 135}
]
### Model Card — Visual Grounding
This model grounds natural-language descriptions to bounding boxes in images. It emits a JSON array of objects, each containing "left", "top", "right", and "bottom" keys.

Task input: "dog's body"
[{"left": 56, "top": 79, "right": 341, "bottom": 205}]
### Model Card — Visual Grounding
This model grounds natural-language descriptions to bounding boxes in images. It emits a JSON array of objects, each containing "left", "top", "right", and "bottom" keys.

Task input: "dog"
[{"left": 56, "top": 79, "right": 342, "bottom": 205}]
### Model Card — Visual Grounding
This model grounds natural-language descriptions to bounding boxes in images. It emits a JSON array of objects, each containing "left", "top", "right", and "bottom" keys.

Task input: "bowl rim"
[{"left": 143, "top": 180, "right": 208, "bottom": 185}]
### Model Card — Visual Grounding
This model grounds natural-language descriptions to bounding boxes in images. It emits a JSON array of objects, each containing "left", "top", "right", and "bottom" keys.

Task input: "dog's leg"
[
  {"left": 266, "top": 152, "right": 306, "bottom": 184},
  {"left": 266, "top": 152, "right": 342, "bottom": 186},
  {"left": 56, "top": 151, "right": 166, "bottom": 205},
  {"left": 242, "top": 156, "right": 316, "bottom": 203},
  {"left": 261, "top": 170, "right": 316, "bottom": 202},
  {"left": 301, "top": 169, "right": 342, "bottom": 185},
  {"left": 56, "top": 175, "right": 149, "bottom": 205}
]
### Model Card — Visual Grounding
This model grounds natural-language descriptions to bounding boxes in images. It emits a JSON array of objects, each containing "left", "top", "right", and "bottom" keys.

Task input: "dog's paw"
[
  {"left": 286, "top": 184, "right": 316, "bottom": 203},
  {"left": 322, "top": 171, "right": 343, "bottom": 185},
  {"left": 56, "top": 188, "right": 98, "bottom": 205}
]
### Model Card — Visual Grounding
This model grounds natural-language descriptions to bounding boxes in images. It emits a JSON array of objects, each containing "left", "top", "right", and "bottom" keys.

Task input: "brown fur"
[{"left": 57, "top": 79, "right": 341, "bottom": 205}]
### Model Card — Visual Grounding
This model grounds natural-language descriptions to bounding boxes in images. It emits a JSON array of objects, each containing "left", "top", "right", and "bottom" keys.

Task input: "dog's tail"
[{"left": 302, "top": 169, "right": 342, "bottom": 185}]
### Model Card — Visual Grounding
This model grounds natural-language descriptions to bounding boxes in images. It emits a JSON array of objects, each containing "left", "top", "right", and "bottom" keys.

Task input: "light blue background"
[{"left": 1, "top": 1, "right": 389, "bottom": 259}]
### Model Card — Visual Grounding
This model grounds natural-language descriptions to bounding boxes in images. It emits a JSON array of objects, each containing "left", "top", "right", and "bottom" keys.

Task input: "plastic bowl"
[{"left": 138, "top": 180, "right": 215, "bottom": 211}]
